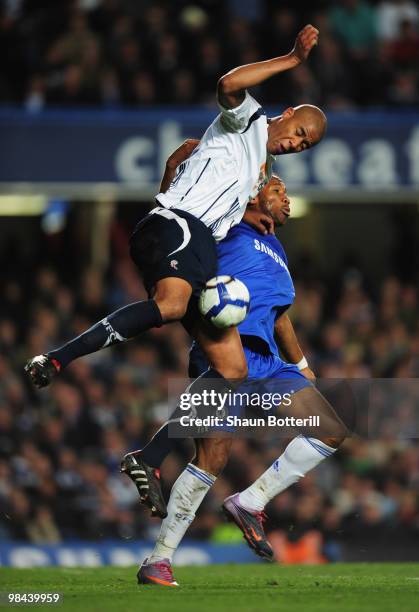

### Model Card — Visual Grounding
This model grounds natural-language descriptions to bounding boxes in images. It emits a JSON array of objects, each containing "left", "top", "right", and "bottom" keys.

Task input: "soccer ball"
[{"left": 199, "top": 275, "right": 250, "bottom": 328}]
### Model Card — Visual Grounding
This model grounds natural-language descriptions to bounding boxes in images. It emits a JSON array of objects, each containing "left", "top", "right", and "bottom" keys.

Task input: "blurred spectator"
[
  {"left": 100, "top": 67, "right": 120, "bottom": 107},
  {"left": 47, "top": 64, "right": 100, "bottom": 106},
  {"left": 328, "top": 0, "right": 379, "bottom": 104},
  {"left": 314, "top": 35, "right": 355, "bottom": 109},
  {"left": 288, "top": 64, "right": 322, "bottom": 107},
  {"left": 197, "top": 37, "right": 223, "bottom": 102},
  {"left": 24, "top": 75, "right": 45, "bottom": 112},
  {"left": 387, "top": 70, "right": 419, "bottom": 107},
  {"left": 329, "top": 0, "right": 378, "bottom": 59},
  {"left": 48, "top": 11, "right": 100, "bottom": 66},
  {"left": 228, "top": 0, "right": 263, "bottom": 23},
  {"left": 130, "top": 71, "right": 156, "bottom": 106},
  {"left": 27, "top": 506, "right": 61, "bottom": 544},
  {"left": 172, "top": 69, "right": 196, "bottom": 104},
  {"left": 389, "top": 18, "right": 419, "bottom": 69},
  {"left": 377, "top": 0, "right": 419, "bottom": 41}
]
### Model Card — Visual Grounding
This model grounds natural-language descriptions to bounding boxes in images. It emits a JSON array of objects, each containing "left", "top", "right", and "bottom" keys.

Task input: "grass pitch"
[{"left": 2, "top": 564, "right": 419, "bottom": 612}]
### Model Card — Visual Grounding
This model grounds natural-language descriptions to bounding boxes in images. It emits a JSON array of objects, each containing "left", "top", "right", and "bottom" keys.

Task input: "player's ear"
[
  {"left": 281, "top": 107, "right": 295, "bottom": 120},
  {"left": 248, "top": 196, "right": 258, "bottom": 207}
]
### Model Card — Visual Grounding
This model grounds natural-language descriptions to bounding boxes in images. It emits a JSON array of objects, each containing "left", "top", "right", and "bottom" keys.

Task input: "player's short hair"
[{"left": 270, "top": 174, "right": 284, "bottom": 185}]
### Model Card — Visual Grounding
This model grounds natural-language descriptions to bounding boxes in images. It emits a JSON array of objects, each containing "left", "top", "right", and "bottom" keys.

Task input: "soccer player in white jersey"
[{"left": 26, "top": 24, "right": 324, "bottom": 394}]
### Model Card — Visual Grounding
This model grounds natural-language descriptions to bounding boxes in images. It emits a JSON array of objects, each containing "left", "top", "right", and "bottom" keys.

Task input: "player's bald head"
[
  {"left": 267, "top": 104, "right": 327, "bottom": 155},
  {"left": 293, "top": 104, "right": 327, "bottom": 143}
]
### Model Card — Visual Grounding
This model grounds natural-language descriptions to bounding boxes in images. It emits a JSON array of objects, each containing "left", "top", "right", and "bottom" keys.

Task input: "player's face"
[
  {"left": 259, "top": 178, "right": 290, "bottom": 226},
  {"left": 267, "top": 110, "right": 319, "bottom": 155}
]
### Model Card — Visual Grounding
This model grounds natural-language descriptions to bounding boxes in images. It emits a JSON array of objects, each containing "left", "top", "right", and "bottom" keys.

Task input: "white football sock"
[
  {"left": 149, "top": 463, "right": 216, "bottom": 563},
  {"left": 238, "top": 436, "right": 337, "bottom": 513}
]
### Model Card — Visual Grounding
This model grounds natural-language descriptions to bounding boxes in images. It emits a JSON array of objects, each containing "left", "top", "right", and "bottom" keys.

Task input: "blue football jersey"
[{"left": 216, "top": 221, "right": 295, "bottom": 357}]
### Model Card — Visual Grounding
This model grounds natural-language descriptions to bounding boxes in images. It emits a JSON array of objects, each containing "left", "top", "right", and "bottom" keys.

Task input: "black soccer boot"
[
  {"left": 120, "top": 451, "right": 167, "bottom": 519},
  {"left": 24, "top": 354, "right": 61, "bottom": 389}
]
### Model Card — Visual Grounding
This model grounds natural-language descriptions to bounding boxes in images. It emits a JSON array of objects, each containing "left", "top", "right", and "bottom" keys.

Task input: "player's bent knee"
[
  {"left": 155, "top": 298, "right": 188, "bottom": 322},
  {"left": 219, "top": 359, "right": 248, "bottom": 383},
  {"left": 153, "top": 278, "right": 192, "bottom": 322},
  {"left": 237, "top": 361, "right": 248, "bottom": 380}
]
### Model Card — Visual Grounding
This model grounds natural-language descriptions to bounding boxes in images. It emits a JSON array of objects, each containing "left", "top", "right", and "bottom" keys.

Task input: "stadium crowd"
[
  {"left": 1, "top": 0, "right": 419, "bottom": 110},
  {"left": 1, "top": 221, "right": 419, "bottom": 561}
]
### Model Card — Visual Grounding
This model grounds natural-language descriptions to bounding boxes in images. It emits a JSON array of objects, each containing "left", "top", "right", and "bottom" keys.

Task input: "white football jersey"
[{"left": 156, "top": 92, "right": 273, "bottom": 241}]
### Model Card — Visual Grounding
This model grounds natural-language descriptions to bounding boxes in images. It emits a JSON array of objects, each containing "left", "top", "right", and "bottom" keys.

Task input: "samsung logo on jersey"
[{"left": 254, "top": 239, "right": 289, "bottom": 270}]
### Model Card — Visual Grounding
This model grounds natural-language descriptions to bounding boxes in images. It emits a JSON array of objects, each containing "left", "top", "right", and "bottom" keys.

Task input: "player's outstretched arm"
[
  {"left": 159, "top": 139, "right": 200, "bottom": 192},
  {"left": 217, "top": 24, "right": 319, "bottom": 109},
  {"left": 275, "top": 313, "right": 315, "bottom": 381}
]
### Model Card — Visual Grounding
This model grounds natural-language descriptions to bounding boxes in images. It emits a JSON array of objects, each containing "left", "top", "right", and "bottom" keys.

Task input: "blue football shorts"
[{"left": 188, "top": 343, "right": 313, "bottom": 431}]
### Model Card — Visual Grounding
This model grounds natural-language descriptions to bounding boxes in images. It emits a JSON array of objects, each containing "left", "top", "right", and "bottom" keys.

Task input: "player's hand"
[
  {"left": 291, "top": 25, "right": 319, "bottom": 64},
  {"left": 300, "top": 366, "right": 316, "bottom": 382},
  {"left": 166, "top": 139, "right": 200, "bottom": 169},
  {"left": 243, "top": 209, "right": 274, "bottom": 235}
]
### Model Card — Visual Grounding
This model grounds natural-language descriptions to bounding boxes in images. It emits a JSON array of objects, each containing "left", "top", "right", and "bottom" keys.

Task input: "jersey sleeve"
[{"left": 217, "top": 91, "right": 261, "bottom": 133}]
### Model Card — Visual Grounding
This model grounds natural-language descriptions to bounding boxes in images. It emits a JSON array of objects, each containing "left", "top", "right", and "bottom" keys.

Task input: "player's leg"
[
  {"left": 223, "top": 359, "right": 346, "bottom": 557},
  {"left": 137, "top": 366, "right": 274, "bottom": 584},
  {"left": 129, "top": 334, "right": 249, "bottom": 575},
  {"left": 24, "top": 207, "right": 206, "bottom": 388},
  {"left": 122, "top": 320, "right": 247, "bottom": 516},
  {"left": 224, "top": 434, "right": 344, "bottom": 558},
  {"left": 240, "top": 379, "right": 347, "bottom": 507},
  {"left": 138, "top": 437, "right": 231, "bottom": 587},
  {"left": 234, "top": 432, "right": 344, "bottom": 514},
  {"left": 224, "top": 430, "right": 345, "bottom": 560},
  {"left": 191, "top": 315, "right": 248, "bottom": 381},
  {"left": 24, "top": 276, "right": 191, "bottom": 388}
]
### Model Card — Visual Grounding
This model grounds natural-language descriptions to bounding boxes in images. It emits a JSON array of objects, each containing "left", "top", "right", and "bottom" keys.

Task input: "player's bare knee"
[
  {"left": 154, "top": 297, "right": 188, "bottom": 322},
  {"left": 153, "top": 278, "right": 191, "bottom": 322},
  {"left": 234, "top": 360, "right": 248, "bottom": 382},
  {"left": 219, "top": 360, "right": 248, "bottom": 383}
]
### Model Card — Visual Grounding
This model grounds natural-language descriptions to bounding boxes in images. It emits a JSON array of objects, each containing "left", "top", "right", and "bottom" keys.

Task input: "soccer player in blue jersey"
[
  {"left": 24, "top": 28, "right": 329, "bottom": 578},
  {"left": 129, "top": 171, "right": 346, "bottom": 587}
]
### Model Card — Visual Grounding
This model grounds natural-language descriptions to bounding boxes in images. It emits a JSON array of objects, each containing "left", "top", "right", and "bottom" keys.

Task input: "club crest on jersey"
[{"left": 170, "top": 260, "right": 179, "bottom": 270}]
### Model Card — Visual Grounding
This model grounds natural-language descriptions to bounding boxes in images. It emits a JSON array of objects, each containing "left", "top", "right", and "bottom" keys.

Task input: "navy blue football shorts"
[{"left": 130, "top": 206, "right": 218, "bottom": 297}]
